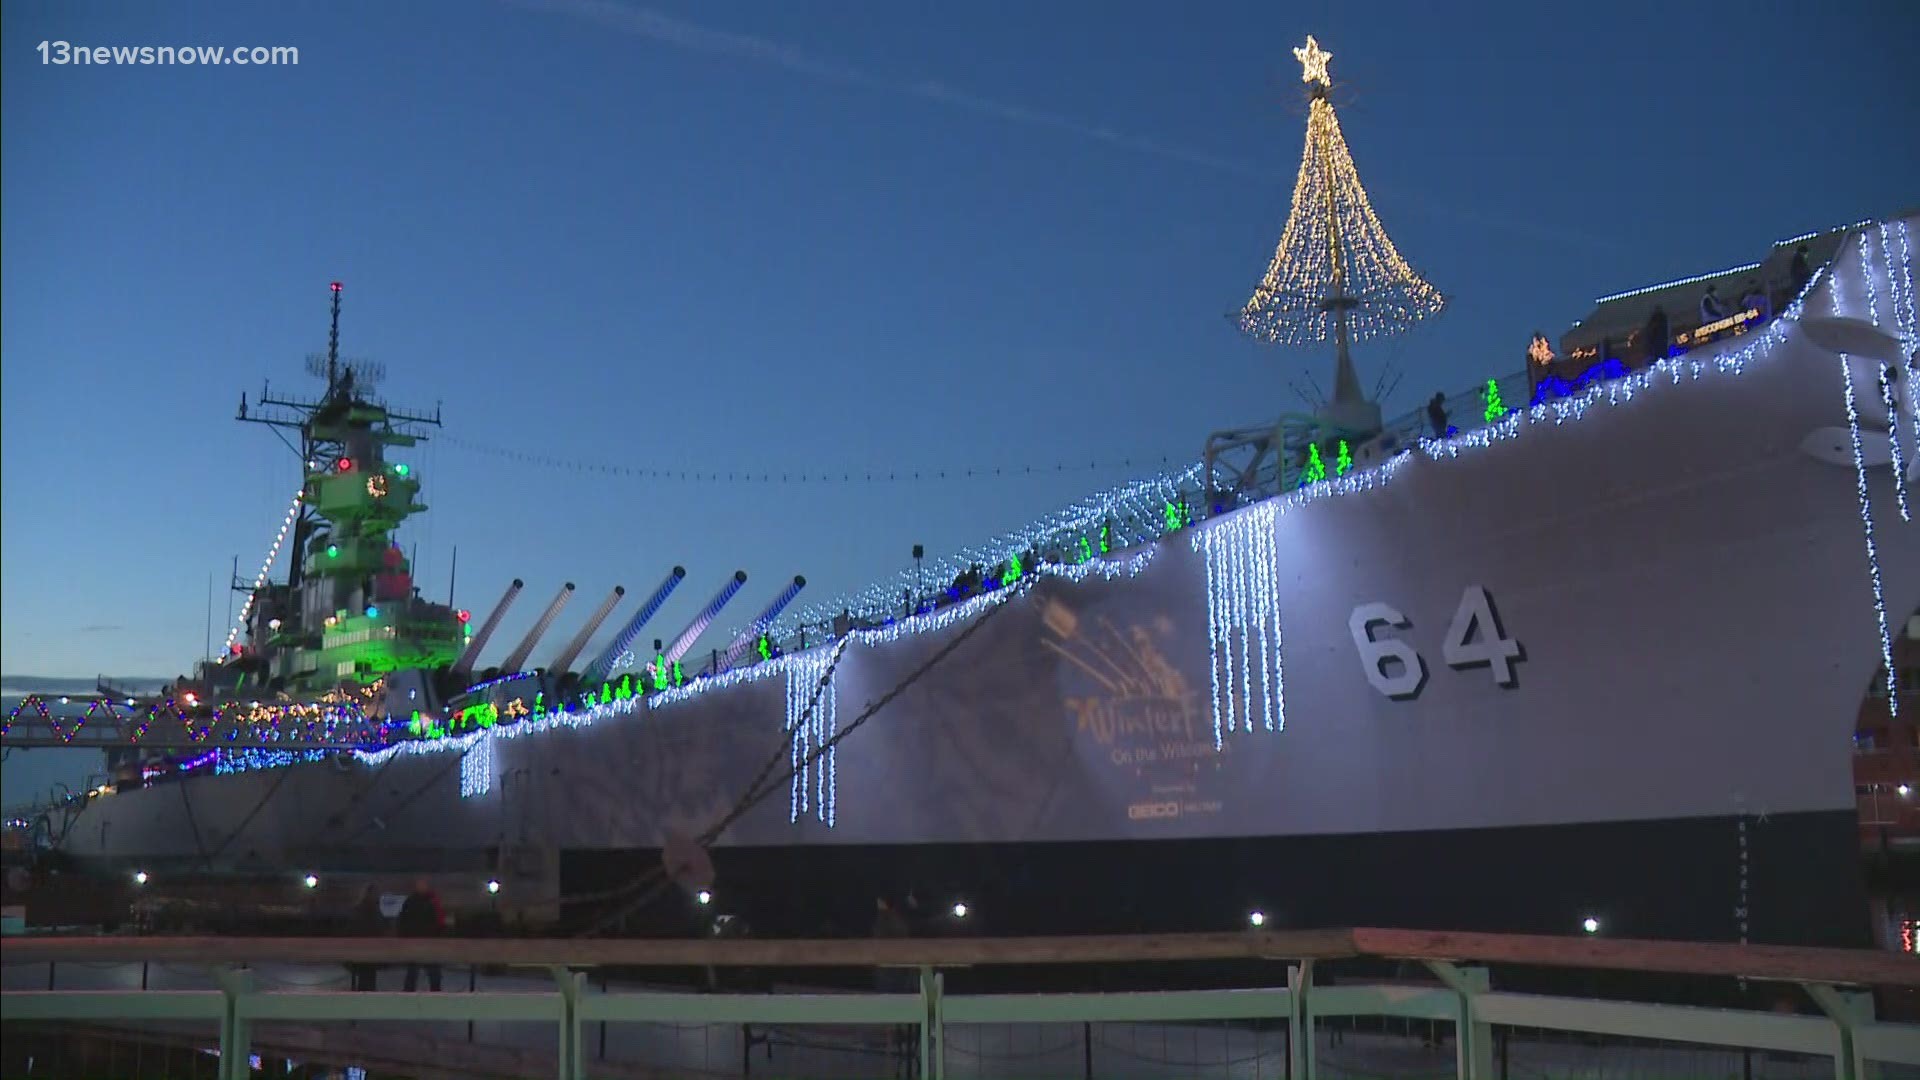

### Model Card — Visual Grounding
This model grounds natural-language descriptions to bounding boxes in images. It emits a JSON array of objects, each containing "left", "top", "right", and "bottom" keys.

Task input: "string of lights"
[
  {"left": 1194, "top": 501, "right": 1286, "bottom": 745},
  {"left": 1846, "top": 232, "right": 1898, "bottom": 717},
  {"left": 438, "top": 432, "right": 1176, "bottom": 486},
  {"left": 224, "top": 487, "right": 305, "bottom": 655},
  {"left": 764, "top": 463, "right": 1204, "bottom": 644},
  {"left": 1872, "top": 231, "right": 1910, "bottom": 524},
  {"left": 1887, "top": 221, "right": 1919, "bottom": 442}
]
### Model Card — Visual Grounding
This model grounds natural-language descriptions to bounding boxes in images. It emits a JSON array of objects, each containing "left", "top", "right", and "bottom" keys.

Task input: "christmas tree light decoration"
[
  {"left": 1335, "top": 439, "right": 1354, "bottom": 476},
  {"left": 1193, "top": 502, "right": 1285, "bottom": 746},
  {"left": 1298, "top": 445, "right": 1327, "bottom": 487},
  {"left": 1000, "top": 553, "right": 1024, "bottom": 587},
  {"left": 1292, "top": 35, "right": 1332, "bottom": 87},
  {"left": 1241, "top": 36, "right": 1446, "bottom": 421},
  {"left": 1845, "top": 232, "right": 1899, "bottom": 716},
  {"left": 460, "top": 730, "right": 494, "bottom": 798},
  {"left": 1483, "top": 378, "right": 1509, "bottom": 423}
]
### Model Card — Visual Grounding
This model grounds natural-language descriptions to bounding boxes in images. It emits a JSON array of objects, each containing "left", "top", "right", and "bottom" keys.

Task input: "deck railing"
[{"left": 4, "top": 928, "right": 1917, "bottom": 1080}]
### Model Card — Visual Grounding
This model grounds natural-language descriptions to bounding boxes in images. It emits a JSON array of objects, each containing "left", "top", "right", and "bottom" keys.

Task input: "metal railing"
[{"left": 4, "top": 928, "right": 1916, "bottom": 1080}]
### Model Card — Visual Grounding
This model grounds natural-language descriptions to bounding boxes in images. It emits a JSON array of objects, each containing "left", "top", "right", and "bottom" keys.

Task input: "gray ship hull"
[{"left": 57, "top": 221, "right": 1920, "bottom": 942}]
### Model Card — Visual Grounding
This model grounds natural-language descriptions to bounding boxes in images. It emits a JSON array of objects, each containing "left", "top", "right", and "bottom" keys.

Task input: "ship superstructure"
[{"left": 195, "top": 284, "right": 465, "bottom": 718}]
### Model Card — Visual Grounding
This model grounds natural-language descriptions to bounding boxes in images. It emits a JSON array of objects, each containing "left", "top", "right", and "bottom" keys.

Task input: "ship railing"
[{"left": 3, "top": 928, "right": 1916, "bottom": 1080}]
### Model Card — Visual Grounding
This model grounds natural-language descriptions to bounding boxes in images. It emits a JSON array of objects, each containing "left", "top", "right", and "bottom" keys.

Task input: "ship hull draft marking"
[{"left": 1194, "top": 501, "right": 1286, "bottom": 746}]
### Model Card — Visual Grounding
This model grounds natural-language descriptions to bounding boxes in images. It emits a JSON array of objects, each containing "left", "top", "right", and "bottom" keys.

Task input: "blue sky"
[{"left": 3, "top": 0, "right": 1917, "bottom": 690}]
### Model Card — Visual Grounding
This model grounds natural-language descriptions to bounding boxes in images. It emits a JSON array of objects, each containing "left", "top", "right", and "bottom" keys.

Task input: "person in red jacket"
[{"left": 397, "top": 877, "right": 445, "bottom": 992}]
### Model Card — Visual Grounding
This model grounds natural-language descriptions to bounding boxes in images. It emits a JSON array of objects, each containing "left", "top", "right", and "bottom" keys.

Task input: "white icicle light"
[
  {"left": 459, "top": 730, "right": 495, "bottom": 799},
  {"left": 1193, "top": 502, "right": 1286, "bottom": 745},
  {"left": 1864, "top": 229, "right": 1910, "bottom": 525},
  {"left": 1845, "top": 232, "right": 1899, "bottom": 717}
]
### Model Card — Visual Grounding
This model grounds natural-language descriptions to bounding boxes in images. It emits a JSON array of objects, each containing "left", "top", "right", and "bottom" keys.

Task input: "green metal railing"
[{"left": 4, "top": 928, "right": 1917, "bottom": 1080}]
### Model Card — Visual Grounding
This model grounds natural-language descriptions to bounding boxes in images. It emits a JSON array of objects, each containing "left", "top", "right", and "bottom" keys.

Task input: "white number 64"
[{"left": 1350, "top": 586, "right": 1523, "bottom": 700}]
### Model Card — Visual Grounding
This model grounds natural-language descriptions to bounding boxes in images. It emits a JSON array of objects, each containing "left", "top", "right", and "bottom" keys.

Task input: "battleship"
[{"left": 3, "top": 39, "right": 1915, "bottom": 946}]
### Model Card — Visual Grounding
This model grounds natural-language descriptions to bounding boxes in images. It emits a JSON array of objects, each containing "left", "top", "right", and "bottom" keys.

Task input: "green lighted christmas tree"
[
  {"left": 1483, "top": 378, "right": 1509, "bottom": 423},
  {"left": 1335, "top": 439, "right": 1353, "bottom": 476},
  {"left": 1299, "top": 444, "right": 1328, "bottom": 487}
]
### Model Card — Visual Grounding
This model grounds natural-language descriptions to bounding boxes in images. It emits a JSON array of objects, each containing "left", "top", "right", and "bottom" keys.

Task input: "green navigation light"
[
  {"left": 395, "top": 463, "right": 410, "bottom": 476},
  {"left": 326, "top": 545, "right": 339, "bottom": 558}
]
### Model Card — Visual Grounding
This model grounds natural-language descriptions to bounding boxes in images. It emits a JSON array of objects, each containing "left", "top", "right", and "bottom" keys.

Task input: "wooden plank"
[
  {"left": 1351, "top": 928, "right": 1920, "bottom": 988},
  {"left": 26, "top": 1019, "right": 720, "bottom": 1080},
  {"left": 5, "top": 928, "right": 1912, "bottom": 988},
  {"left": 0, "top": 927, "right": 1357, "bottom": 968}
]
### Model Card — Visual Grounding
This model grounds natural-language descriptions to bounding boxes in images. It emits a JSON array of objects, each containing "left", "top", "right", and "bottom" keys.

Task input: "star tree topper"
[{"left": 1293, "top": 35, "right": 1332, "bottom": 88}]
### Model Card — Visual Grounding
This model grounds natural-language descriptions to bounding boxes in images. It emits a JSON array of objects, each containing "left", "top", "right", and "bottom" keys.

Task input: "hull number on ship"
[{"left": 1348, "top": 585, "right": 1523, "bottom": 700}]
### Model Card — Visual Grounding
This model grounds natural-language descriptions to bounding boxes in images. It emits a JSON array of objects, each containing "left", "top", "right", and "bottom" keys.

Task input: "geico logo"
[{"left": 1127, "top": 801, "right": 1181, "bottom": 820}]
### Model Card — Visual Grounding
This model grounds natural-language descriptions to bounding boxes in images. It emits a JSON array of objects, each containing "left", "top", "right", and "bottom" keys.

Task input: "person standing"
[
  {"left": 347, "top": 884, "right": 385, "bottom": 991},
  {"left": 1641, "top": 306, "right": 1670, "bottom": 365},
  {"left": 1426, "top": 392, "right": 1450, "bottom": 439},
  {"left": 1700, "top": 284, "right": 1729, "bottom": 324},
  {"left": 398, "top": 877, "right": 445, "bottom": 992}
]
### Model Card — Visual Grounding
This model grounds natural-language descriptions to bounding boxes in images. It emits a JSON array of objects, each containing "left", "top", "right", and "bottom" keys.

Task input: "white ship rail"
[{"left": 3, "top": 928, "right": 1916, "bottom": 1080}]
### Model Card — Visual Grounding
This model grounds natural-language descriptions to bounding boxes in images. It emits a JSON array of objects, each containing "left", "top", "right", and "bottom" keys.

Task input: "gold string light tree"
[{"left": 1240, "top": 36, "right": 1446, "bottom": 434}]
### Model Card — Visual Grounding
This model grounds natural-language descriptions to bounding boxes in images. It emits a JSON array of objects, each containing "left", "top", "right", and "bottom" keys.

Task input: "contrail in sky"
[{"left": 513, "top": 0, "right": 1618, "bottom": 251}]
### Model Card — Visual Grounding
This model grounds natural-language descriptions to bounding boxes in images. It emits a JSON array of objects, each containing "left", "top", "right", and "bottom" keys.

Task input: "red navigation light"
[
  {"left": 337, "top": 457, "right": 353, "bottom": 473},
  {"left": 457, "top": 609, "right": 472, "bottom": 623},
  {"left": 330, "top": 281, "right": 343, "bottom": 292},
  {"left": 229, "top": 644, "right": 242, "bottom": 655}
]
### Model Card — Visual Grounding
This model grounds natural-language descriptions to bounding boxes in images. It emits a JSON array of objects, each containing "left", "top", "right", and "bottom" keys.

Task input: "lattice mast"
[{"left": 1239, "top": 36, "right": 1445, "bottom": 432}]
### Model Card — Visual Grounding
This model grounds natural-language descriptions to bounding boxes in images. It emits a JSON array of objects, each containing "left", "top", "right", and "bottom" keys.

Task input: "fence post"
[
  {"left": 1804, "top": 983, "right": 1874, "bottom": 1080},
  {"left": 1288, "top": 960, "right": 1315, "bottom": 1080},
  {"left": 919, "top": 965, "right": 945, "bottom": 1080},
  {"left": 552, "top": 967, "right": 585, "bottom": 1080},
  {"left": 216, "top": 966, "right": 253, "bottom": 1080},
  {"left": 1425, "top": 961, "right": 1493, "bottom": 1080}
]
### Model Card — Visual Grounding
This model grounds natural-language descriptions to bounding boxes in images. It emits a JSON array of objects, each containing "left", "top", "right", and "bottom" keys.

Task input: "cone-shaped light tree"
[{"left": 1240, "top": 36, "right": 1446, "bottom": 426}]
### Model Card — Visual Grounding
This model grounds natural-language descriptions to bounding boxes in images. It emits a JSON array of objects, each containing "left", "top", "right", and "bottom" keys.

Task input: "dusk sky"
[{"left": 4, "top": 0, "right": 1917, "bottom": 689}]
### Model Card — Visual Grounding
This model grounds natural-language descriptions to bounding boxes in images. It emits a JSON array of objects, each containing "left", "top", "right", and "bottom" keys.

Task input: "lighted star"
[{"left": 1293, "top": 35, "right": 1332, "bottom": 87}]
